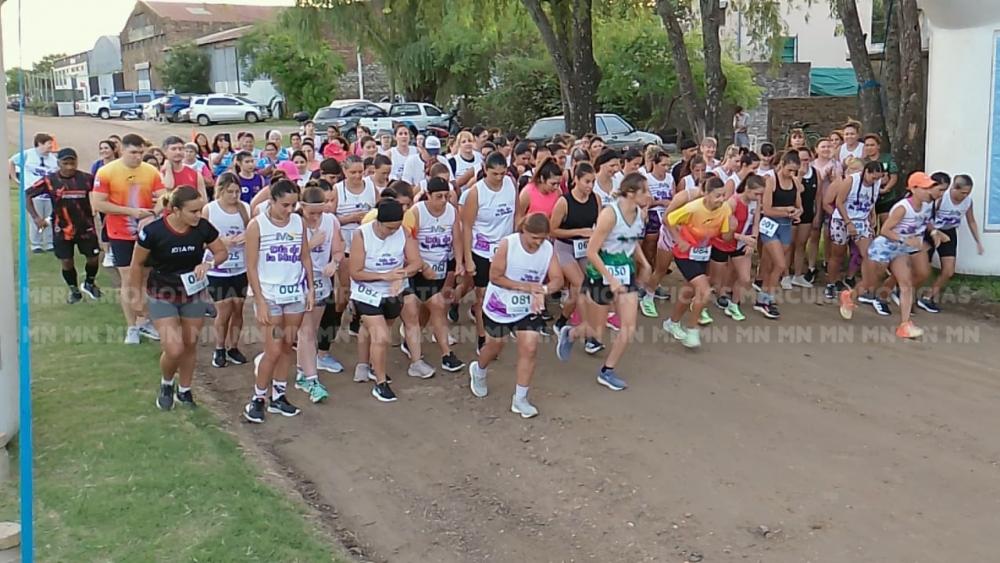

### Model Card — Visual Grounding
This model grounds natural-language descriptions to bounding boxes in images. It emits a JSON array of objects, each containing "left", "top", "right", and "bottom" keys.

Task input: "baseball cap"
[
  {"left": 907, "top": 171, "right": 935, "bottom": 189},
  {"left": 425, "top": 135, "right": 442, "bottom": 152},
  {"left": 56, "top": 148, "right": 77, "bottom": 161},
  {"left": 276, "top": 160, "right": 301, "bottom": 181}
]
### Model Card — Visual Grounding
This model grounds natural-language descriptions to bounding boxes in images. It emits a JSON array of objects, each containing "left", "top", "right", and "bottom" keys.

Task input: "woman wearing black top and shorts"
[{"left": 128, "top": 186, "right": 227, "bottom": 410}]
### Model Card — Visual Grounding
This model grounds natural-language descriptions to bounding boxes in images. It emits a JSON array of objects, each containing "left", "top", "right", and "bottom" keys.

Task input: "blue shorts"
[
  {"left": 867, "top": 236, "right": 922, "bottom": 264},
  {"left": 760, "top": 217, "right": 793, "bottom": 246}
]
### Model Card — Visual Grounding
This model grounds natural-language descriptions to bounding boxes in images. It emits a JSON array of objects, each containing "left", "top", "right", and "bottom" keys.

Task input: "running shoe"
[
  {"left": 606, "top": 313, "right": 621, "bottom": 331},
  {"left": 754, "top": 301, "right": 780, "bottom": 320},
  {"left": 295, "top": 374, "right": 329, "bottom": 403},
  {"left": 227, "top": 348, "right": 248, "bottom": 365},
  {"left": 139, "top": 320, "right": 160, "bottom": 341},
  {"left": 317, "top": 354, "right": 344, "bottom": 373},
  {"left": 80, "top": 281, "right": 102, "bottom": 300},
  {"left": 858, "top": 292, "right": 877, "bottom": 305},
  {"left": 654, "top": 287, "right": 671, "bottom": 300},
  {"left": 408, "top": 359, "right": 436, "bottom": 379},
  {"left": 31, "top": 247, "right": 43, "bottom": 254},
  {"left": 804, "top": 268, "right": 818, "bottom": 285},
  {"left": 354, "top": 363, "right": 373, "bottom": 383},
  {"left": 715, "top": 294, "right": 731, "bottom": 310},
  {"left": 890, "top": 288, "right": 901, "bottom": 306},
  {"left": 156, "top": 383, "right": 175, "bottom": 410},
  {"left": 67, "top": 288, "right": 83, "bottom": 305},
  {"left": 400, "top": 337, "right": 412, "bottom": 359},
  {"left": 102, "top": 251, "right": 114, "bottom": 268},
  {"left": 212, "top": 348, "right": 227, "bottom": 368},
  {"left": 569, "top": 310, "right": 581, "bottom": 326},
  {"left": 253, "top": 352, "right": 263, "bottom": 377},
  {"left": 724, "top": 302, "right": 746, "bottom": 321},
  {"left": 511, "top": 395, "right": 539, "bottom": 418},
  {"left": 663, "top": 319, "right": 688, "bottom": 341},
  {"left": 824, "top": 283, "right": 836, "bottom": 301},
  {"left": 780, "top": 276, "right": 794, "bottom": 290},
  {"left": 639, "top": 295, "right": 659, "bottom": 318},
  {"left": 872, "top": 299, "right": 891, "bottom": 316},
  {"left": 843, "top": 276, "right": 857, "bottom": 290},
  {"left": 896, "top": 321, "right": 925, "bottom": 340},
  {"left": 538, "top": 324, "right": 551, "bottom": 337},
  {"left": 243, "top": 398, "right": 266, "bottom": 423},
  {"left": 469, "top": 361, "right": 488, "bottom": 398},
  {"left": 540, "top": 309, "right": 553, "bottom": 322},
  {"left": 584, "top": 338, "right": 605, "bottom": 355},
  {"left": 442, "top": 352, "right": 465, "bottom": 372},
  {"left": 448, "top": 303, "right": 459, "bottom": 323},
  {"left": 917, "top": 297, "right": 940, "bottom": 314},
  {"left": 268, "top": 395, "right": 302, "bottom": 417},
  {"left": 556, "top": 324, "right": 574, "bottom": 361},
  {"left": 791, "top": 275, "right": 813, "bottom": 288},
  {"left": 751, "top": 279, "right": 763, "bottom": 292},
  {"left": 430, "top": 332, "right": 458, "bottom": 346},
  {"left": 597, "top": 368, "right": 627, "bottom": 391},
  {"left": 372, "top": 382, "right": 398, "bottom": 402},
  {"left": 682, "top": 327, "right": 701, "bottom": 349},
  {"left": 124, "top": 325, "right": 141, "bottom": 345},
  {"left": 838, "top": 290, "right": 856, "bottom": 320},
  {"left": 698, "top": 309, "right": 713, "bottom": 326},
  {"left": 348, "top": 315, "right": 361, "bottom": 337},
  {"left": 764, "top": 303, "right": 781, "bottom": 319},
  {"left": 176, "top": 389, "right": 196, "bottom": 408}
]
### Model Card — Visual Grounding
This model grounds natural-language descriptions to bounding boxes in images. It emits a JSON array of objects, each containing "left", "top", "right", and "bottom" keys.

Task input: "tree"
[
  {"left": 699, "top": 0, "right": 727, "bottom": 137},
  {"left": 655, "top": 0, "right": 707, "bottom": 139},
  {"left": 6, "top": 68, "right": 24, "bottom": 96},
  {"left": 886, "top": 0, "right": 925, "bottom": 175},
  {"left": 834, "top": 0, "right": 888, "bottom": 142},
  {"left": 158, "top": 42, "right": 210, "bottom": 93},
  {"left": 521, "top": 0, "right": 601, "bottom": 136},
  {"left": 32, "top": 53, "right": 66, "bottom": 74},
  {"left": 240, "top": 25, "right": 345, "bottom": 114}
]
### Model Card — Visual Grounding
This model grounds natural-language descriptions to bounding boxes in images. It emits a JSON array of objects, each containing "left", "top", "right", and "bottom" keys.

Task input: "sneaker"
[
  {"left": 511, "top": 395, "right": 539, "bottom": 418},
  {"left": 80, "top": 281, "right": 102, "bottom": 300},
  {"left": 253, "top": 352, "right": 263, "bottom": 377},
  {"left": 441, "top": 352, "right": 465, "bottom": 372},
  {"left": 317, "top": 354, "right": 344, "bottom": 373},
  {"left": 401, "top": 337, "right": 412, "bottom": 359},
  {"left": 430, "top": 332, "right": 458, "bottom": 346},
  {"left": 584, "top": 338, "right": 605, "bottom": 355},
  {"left": 537, "top": 324, "right": 550, "bottom": 337},
  {"left": 751, "top": 279, "right": 763, "bottom": 292},
  {"left": 824, "top": 283, "right": 836, "bottom": 301},
  {"left": 354, "top": 363, "right": 373, "bottom": 383},
  {"left": 597, "top": 368, "right": 627, "bottom": 391},
  {"left": 791, "top": 275, "right": 813, "bottom": 288},
  {"left": 31, "top": 248, "right": 43, "bottom": 254},
  {"left": 156, "top": 383, "right": 175, "bottom": 410},
  {"left": 569, "top": 310, "right": 582, "bottom": 326},
  {"left": 724, "top": 302, "right": 746, "bottom": 321},
  {"left": 540, "top": 309, "right": 553, "bottom": 322},
  {"left": 780, "top": 276, "right": 794, "bottom": 290},
  {"left": 348, "top": 316, "right": 361, "bottom": 337},
  {"left": 654, "top": 287, "right": 670, "bottom": 300},
  {"left": 662, "top": 319, "right": 688, "bottom": 341},
  {"left": 639, "top": 295, "right": 659, "bottom": 318},
  {"left": 715, "top": 294, "right": 731, "bottom": 310},
  {"left": 67, "top": 288, "right": 83, "bottom": 304},
  {"left": 844, "top": 276, "right": 857, "bottom": 290},
  {"left": 176, "top": 389, "right": 196, "bottom": 407},
  {"left": 754, "top": 301, "right": 780, "bottom": 320},
  {"left": 212, "top": 348, "right": 227, "bottom": 368},
  {"left": 872, "top": 299, "right": 892, "bottom": 316},
  {"left": 838, "top": 290, "right": 856, "bottom": 320},
  {"left": 606, "top": 313, "right": 621, "bottom": 331},
  {"left": 890, "top": 288, "right": 901, "bottom": 306},
  {"left": 448, "top": 303, "right": 459, "bottom": 323},
  {"left": 124, "top": 325, "right": 141, "bottom": 345},
  {"left": 917, "top": 297, "right": 940, "bottom": 314},
  {"left": 243, "top": 398, "right": 266, "bottom": 423},
  {"left": 469, "top": 361, "right": 488, "bottom": 398},
  {"left": 804, "top": 268, "right": 818, "bottom": 285},
  {"left": 408, "top": 359, "right": 436, "bottom": 379},
  {"left": 896, "top": 320, "right": 925, "bottom": 340},
  {"left": 102, "top": 251, "right": 114, "bottom": 268},
  {"left": 698, "top": 309, "right": 713, "bottom": 326},
  {"left": 372, "top": 382, "right": 398, "bottom": 402},
  {"left": 858, "top": 292, "right": 877, "bottom": 305},
  {"left": 295, "top": 374, "right": 330, "bottom": 403},
  {"left": 268, "top": 395, "right": 302, "bottom": 417},
  {"left": 834, "top": 280, "right": 847, "bottom": 292},
  {"left": 226, "top": 348, "right": 248, "bottom": 365},
  {"left": 138, "top": 321, "right": 160, "bottom": 341},
  {"left": 682, "top": 327, "right": 701, "bottom": 349},
  {"left": 556, "top": 324, "right": 574, "bottom": 361}
]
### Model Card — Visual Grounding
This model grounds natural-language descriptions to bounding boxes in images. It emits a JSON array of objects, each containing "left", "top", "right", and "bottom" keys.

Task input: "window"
[
  {"left": 315, "top": 107, "right": 342, "bottom": 119},
  {"left": 363, "top": 105, "right": 385, "bottom": 117},
  {"left": 594, "top": 118, "right": 609, "bottom": 136},
  {"left": 390, "top": 104, "right": 420, "bottom": 117},
  {"left": 207, "top": 98, "right": 236, "bottom": 106},
  {"left": 526, "top": 119, "right": 566, "bottom": 139},
  {"left": 137, "top": 67, "right": 151, "bottom": 91},
  {"left": 235, "top": 96, "right": 256, "bottom": 106},
  {"left": 423, "top": 105, "right": 442, "bottom": 117},
  {"left": 781, "top": 37, "right": 797, "bottom": 63},
  {"left": 135, "top": 94, "right": 152, "bottom": 103},
  {"left": 870, "top": 0, "right": 888, "bottom": 45},
  {"left": 604, "top": 115, "right": 632, "bottom": 135}
]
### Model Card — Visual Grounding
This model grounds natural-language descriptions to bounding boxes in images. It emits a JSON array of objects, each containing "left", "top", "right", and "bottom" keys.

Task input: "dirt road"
[{"left": 18, "top": 113, "right": 1000, "bottom": 562}]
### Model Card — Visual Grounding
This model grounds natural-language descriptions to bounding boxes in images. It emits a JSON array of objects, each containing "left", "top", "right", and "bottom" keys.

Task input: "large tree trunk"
[
  {"left": 522, "top": 0, "right": 600, "bottom": 137},
  {"left": 891, "top": 0, "right": 925, "bottom": 175},
  {"left": 700, "top": 0, "right": 727, "bottom": 138},
  {"left": 881, "top": 0, "right": 901, "bottom": 146},
  {"left": 656, "top": 0, "right": 706, "bottom": 140},
  {"left": 836, "top": 0, "right": 888, "bottom": 141}
]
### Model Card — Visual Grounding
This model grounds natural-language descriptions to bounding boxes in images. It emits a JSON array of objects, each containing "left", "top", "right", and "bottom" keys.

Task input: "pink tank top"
[{"left": 524, "top": 182, "right": 561, "bottom": 218}]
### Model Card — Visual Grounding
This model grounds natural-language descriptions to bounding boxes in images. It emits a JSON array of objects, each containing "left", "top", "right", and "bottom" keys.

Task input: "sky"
[{"left": 1, "top": 0, "right": 293, "bottom": 69}]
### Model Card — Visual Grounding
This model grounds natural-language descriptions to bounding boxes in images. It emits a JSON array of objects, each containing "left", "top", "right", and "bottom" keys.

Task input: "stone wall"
[
  {"left": 767, "top": 96, "right": 860, "bottom": 147},
  {"left": 746, "top": 62, "right": 811, "bottom": 146}
]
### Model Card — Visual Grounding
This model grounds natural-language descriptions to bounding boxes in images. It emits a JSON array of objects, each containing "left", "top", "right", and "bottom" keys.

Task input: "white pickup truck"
[{"left": 359, "top": 102, "right": 451, "bottom": 136}]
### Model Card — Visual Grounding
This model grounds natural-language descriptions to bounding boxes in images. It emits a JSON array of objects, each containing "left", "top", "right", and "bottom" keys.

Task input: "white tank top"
[
  {"left": 891, "top": 198, "right": 932, "bottom": 238},
  {"left": 205, "top": 200, "right": 250, "bottom": 277},
  {"left": 756, "top": 167, "right": 775, "bottom": 180},
  {"left": 336, "top": 180, "right": 376, "bottom": 250},
  {"left": 413, "top": 201, "right": 456, "bottom": 268},
  {"left": 363, "top": 175, "right": 388, "bottom": 196},
  {"left": 833, "top": 172, "right": 881, "bottom": 221},
  {"left": 448, "top": 152, "right": 482, "bottom": 182},
  {"left": 644, "top": 170, "right": 674, "bottom": 213},
  {"left": 839, "top": 143, "right": 864, "bottom": 162},
  {"left": 933, "top": 187, "right": 973, "bottom": 230},
  {"left": 603, "top": 200, "right": 644, "bottom": 255},
  {"left": 470, "top": 177, "right": 516, "bottom": 259},
  {"left": 256, "top": 211, "right": 305, "bottom": 301},
  {"left": 681, "top": 175, "right": 699, "bottom": 192},
  {"left": 350, "top": 221, "right": 407, "bottom": 301},
  {"left": 307, "top": 212, "right": 338, "bottom": 273},
  {"left": 482, "top": 233, "right": 553, "bottom": 324},
  {"left": 594, "top": 177, "right": 615, "bottom": 207}
]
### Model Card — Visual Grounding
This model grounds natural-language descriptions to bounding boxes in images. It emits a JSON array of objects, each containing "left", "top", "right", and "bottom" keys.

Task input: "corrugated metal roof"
[{"left": 141, "top": 1, "right": 281, "bottom": 24}]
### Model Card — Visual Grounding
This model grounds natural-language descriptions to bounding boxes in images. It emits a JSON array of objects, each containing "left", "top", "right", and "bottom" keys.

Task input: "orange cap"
[{"left": 907, "top": 171, "right": 935, "bottom": 189}]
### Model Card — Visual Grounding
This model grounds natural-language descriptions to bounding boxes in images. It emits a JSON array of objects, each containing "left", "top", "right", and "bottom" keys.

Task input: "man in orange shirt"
[{"left": 92, "top": 133, "right": 166, "bottom": 344}]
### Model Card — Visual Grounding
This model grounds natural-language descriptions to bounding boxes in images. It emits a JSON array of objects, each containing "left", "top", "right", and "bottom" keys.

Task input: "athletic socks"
[
  {"left": 61, "top": 267, "right": 78, "bottom": 288},
  {"left": 253, "top": 385, "right": 268, "bottom": 400},
  {"left": 161, "top": 377, "right": 175, "bottom": 386},
  {"left": 306, "top": 374, "right": 319, "bottom": 382},
  {"left": 84, "top": 261, "right": 99, "bottom": 284},
  {"left": 515, "top": 384, "right": 529, "bottom": 400},
  {"left": 178, "top": 385, "right": 191, "bottom": 394},
  {"left": 272, "top": 381, "right": 287, "bottom": 400},
  {"left": 601, "top": 365, "right": 613, "bottom": 374}
]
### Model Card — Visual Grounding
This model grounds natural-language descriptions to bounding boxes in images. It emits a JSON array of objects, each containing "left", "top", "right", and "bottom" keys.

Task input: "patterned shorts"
[
  {"left": 830, "top": 217, "right": 873, "bottom": 246},
  {"left": 867, "top": 236, "right": 921, "bottom": 264}
]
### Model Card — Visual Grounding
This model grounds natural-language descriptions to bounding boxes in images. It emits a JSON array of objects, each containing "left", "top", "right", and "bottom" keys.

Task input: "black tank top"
[
  {"left": 799, "top": 167, "right": 817, "bottom": 215},
  {"left": 773, "top": 176, "right": 797, "bottom": 208},
  {"left": 559, "top": 191, "right": 600, "bottom": 242}
]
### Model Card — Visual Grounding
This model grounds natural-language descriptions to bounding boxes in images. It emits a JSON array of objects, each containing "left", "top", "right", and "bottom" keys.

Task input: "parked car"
[
  {"left": 95, "top": 91, "right": 164, "bottom": 119},
  {"left": 375, "top": 102, "right": 451, "bottom": 137},
  {"left": 314, "top": 99, "right": 389, "bottom": 143},
  {"left": 7, "top": 95, "right": 22, "bottom": 111},
  {"left": 84, "top": 95, "right": 109, "bottom": 117},
  {"left": 188, "top": 94, "right": 268, "bottom": 126},
  {"left": 525, "top": 113, "right": 662, "bottom": 148},
  {"left": 143, "top": 94, "right": 193, "bottom": 123}
]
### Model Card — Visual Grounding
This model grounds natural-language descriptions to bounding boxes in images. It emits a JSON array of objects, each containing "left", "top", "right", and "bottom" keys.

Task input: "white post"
[{"left": 356, "top": 47, "right": 364, "bottom": 100}]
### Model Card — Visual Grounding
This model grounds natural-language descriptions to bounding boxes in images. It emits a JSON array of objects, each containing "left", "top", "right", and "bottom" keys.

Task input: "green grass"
[
  {"left": 952, "top": 273, "right": 1000, "bottom": 303},
  {"left": 0, "top": 193, "right": 341, "bottom": 561}
]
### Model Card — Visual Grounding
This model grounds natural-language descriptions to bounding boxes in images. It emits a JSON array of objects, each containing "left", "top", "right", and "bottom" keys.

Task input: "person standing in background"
[
  {"left": 733, "top": 107, "right": 750, "bottom": 149},
  {"left": 9, "top": 132, "right": 59, "bottom": 252}
]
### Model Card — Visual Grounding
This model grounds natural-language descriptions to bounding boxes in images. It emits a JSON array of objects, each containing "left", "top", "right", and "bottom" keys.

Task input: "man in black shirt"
[{"left": 26, "top": 148, "right": 102, "bottom": 304}]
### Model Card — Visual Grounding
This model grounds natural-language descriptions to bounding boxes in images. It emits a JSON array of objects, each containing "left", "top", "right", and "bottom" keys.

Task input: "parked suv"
[
  {"left": 96, "top": 91, "right": 164, "bottom": 119},
  {"left": 313, "top": 99, "right": 388, "bottom": 143},
  {"left": 526, "top": 113, "right": 662, "bottom": 148},
  {"left": 188, "top": 94, "right": 268, "bottom": 126}
]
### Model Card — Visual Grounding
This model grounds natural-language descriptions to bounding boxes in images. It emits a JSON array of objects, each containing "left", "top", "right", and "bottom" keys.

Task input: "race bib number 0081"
[{"left": 505, "top": 292, "right": 532, "bottom": 315}]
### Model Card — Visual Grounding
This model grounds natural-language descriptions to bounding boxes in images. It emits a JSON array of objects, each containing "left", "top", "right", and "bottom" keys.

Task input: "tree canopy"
[{"left": 158, "top": 43, "right": 211, "bottom": 94}]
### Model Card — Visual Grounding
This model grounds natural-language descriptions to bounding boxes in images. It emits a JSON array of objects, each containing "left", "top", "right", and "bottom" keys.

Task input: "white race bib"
[
  {"left": 313, "top": 275, "right": 330, "bottom": 296},
  {"left": 602, "top": 265, "right": 631, "bottom": 286},
  {"left": 689, "top": 246, "right": 711, "bottom": 262},
  {"left": 181, "top": 271, "right": 208, "bottom": 296},
  {"left": 353, "top": 283, "right": 382, "bottom": 307},
  {"left": 759, "top": 217, "right": 779, "bottom": 237},
  {"left": 273, "top": 282, "right": 304, "bottom": 305},
  {"left": 505, "top": 292, "right": 532, "bottom": 316},
  {"left": 430, "top": 259, "right": 448, "bottom": 280},
  {"left": 573, "top": 239, "right": 588, "bottom": 259},
  {"left": 220, "top": 250, "right": 245, "bottom": 270}
]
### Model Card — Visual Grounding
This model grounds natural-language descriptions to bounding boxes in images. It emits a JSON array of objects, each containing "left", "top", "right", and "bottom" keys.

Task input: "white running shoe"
[
  {"left": 780, "top": 276, "right": 794, "bottom": 291},
  {"left": 511, "top": 395, "right": 539, "bottom": 418},
  {"left": 407, "top": 359, "right": 436, "bottom": 379},
  {"left": 469, "top": 361, "right": 488, "bottom": 398}
]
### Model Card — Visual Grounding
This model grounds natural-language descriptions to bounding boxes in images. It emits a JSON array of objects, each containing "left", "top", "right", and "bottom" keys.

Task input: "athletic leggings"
[{"left": 317, "top": 294, "right": 343, "bottom": 353}]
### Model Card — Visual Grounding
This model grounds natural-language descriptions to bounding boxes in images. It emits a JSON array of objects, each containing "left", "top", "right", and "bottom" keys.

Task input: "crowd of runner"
[{"left": 11, "top": 117, "right": 985, "bottom": 420}]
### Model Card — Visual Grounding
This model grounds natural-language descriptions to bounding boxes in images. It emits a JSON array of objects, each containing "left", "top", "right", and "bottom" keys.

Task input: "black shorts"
[
  {"left": 53, "top": 236, "right": 100, "bottom": 261},
  {"left": 410, "top": 259, "right": 454, "bottom": 302},
  {"left": 207, "top": 273, "right": 249, "bottom": 302},
  {"left": 674, "top": 257, "right": 709, "bottom": 281},
  {"left": 710, "top": 246, "right": 739, "bottom": 263},
  {"left": 472, "top": 253, "right": 491, "bottom": 288},
  {"left": 109, "top": 239, "right": 136, "bottom": 268},
  {"left": 483, "top": 313, "right": 545, "bottom": 338},
  {"left": 927, "top": 227, "right": 958, "bottom": 259},
  {"left": 352, "top": 288, "right": 413, "bottom": 321},
  {"left": 582, "top": 275, "right": 638, "bottom": 306}
]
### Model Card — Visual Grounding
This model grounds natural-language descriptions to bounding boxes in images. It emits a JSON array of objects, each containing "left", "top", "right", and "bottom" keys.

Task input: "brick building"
[{"left": 119, "top": 1, "right": 279, "bottom": 91}]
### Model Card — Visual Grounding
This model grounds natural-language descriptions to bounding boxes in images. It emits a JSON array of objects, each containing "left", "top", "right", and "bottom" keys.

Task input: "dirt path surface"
[{"left": 20, "top": 114, "right": 1000, "bottom": 562}]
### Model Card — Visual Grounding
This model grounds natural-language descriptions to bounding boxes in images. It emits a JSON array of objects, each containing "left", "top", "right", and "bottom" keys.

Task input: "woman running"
[
  {"left": 556, "top": 172, "right": 651, "bottom": 391},
  {"left": 351, "top": 199, "right": 427, "bottom": 402},
  {"left": 638, "top": 148, "right": 674, "bottom": 317},
  {"left": 677, "top": 155, "right": 707, "bottom": 197},
  {"left": 448, "top": 131, "right": 484, "bottom": 191},
  {"left": 551, "top": 162, "right": 600, "bottom": 339},
  {"left": 332, "top": 155, "right": 378, "bottom": 336},
  {"left": 713, "top": 145, "right": 742, "bottom": 195},
  {"left": 470, "top": 214, "right": 564, "bottom": 417},
  {"left": 592, "top": 149, "right": 621, "bottom": 208},
  {"left": 243, "top": 180, "right": 314, "bottom": 423},
  {"left": 755, "top": 150, "right": 802, "bottom": 319},
  {"left": 128, "top": 186, "right": 227, "bottom": 410},
  {"left": 204, "top": 173, "right": 251, "bottom": 369},
  {"left": 517, "top": 157, "right": 563, "bottom": 219},
  {"left": 919, "top": 173, "right": 984, "bottom": 312},
  {"left": 709, "top": 174, "right": 765, "bottom": 322},
  {"left": 824, "top": 161, "right": 885, "bottom": 306},
  {"left": 388, "top": 124, "right": 423, "bottom": 185},
  {"left": 788, "top": 146, "right": 819, "bottom": 288},
  {"left": 808, "top": 138, "right": 841, "bottom": 285}
]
